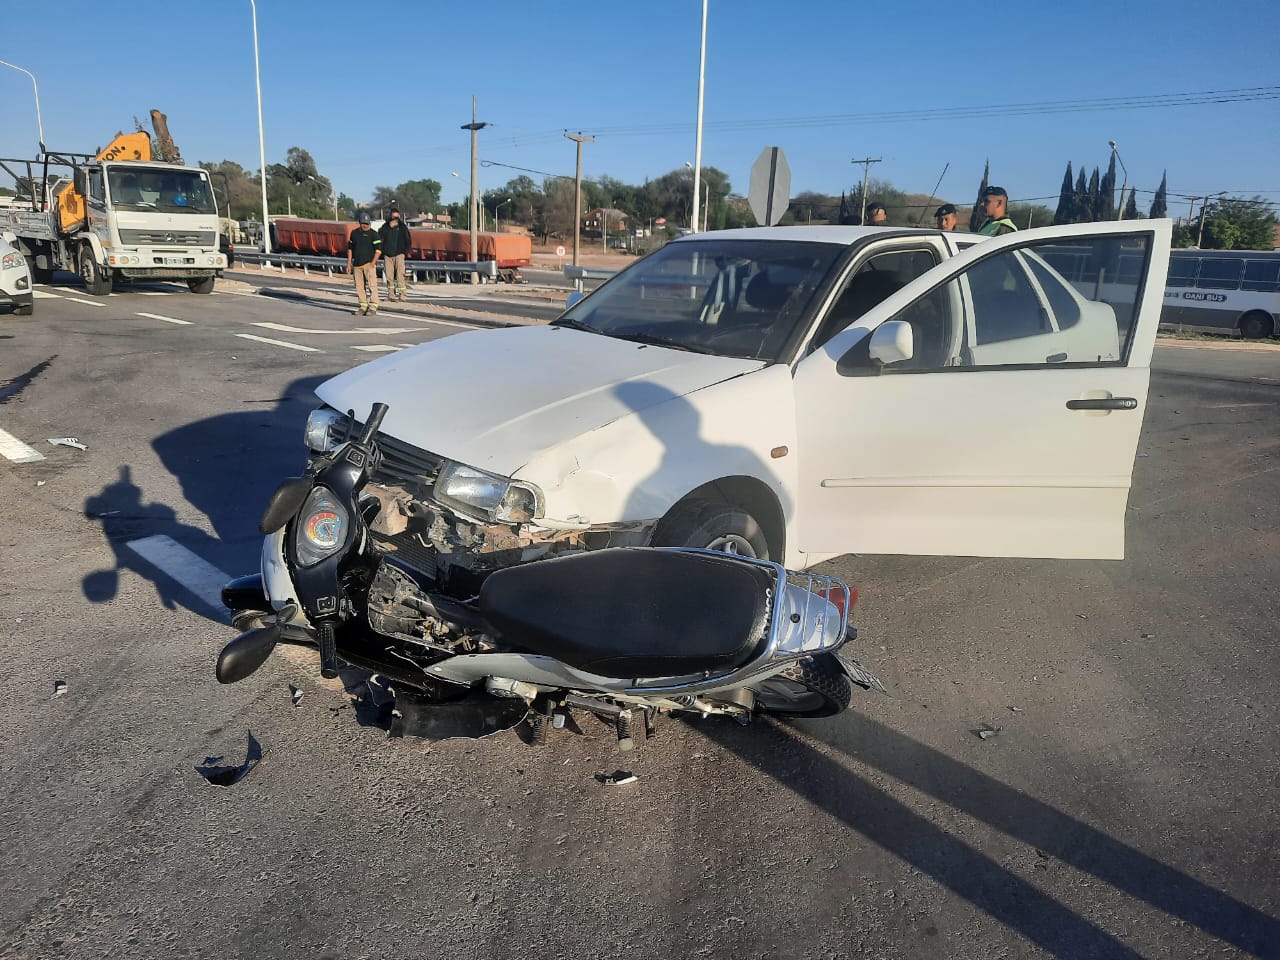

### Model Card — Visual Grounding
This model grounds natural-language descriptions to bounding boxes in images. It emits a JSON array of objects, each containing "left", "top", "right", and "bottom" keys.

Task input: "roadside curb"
[{"left": 255, "top": 286, "right": 526, "bottom": 330}]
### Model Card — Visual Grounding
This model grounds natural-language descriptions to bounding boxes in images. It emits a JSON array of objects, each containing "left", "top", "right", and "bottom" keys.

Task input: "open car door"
[{"left": 793, "top": 219, "right": 1171, "bottom": 560}]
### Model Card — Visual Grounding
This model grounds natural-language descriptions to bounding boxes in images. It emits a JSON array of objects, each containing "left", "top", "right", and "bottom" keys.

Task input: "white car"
[
  {"left": 0, "top": 233, "right": 33, "bottom": 315},
  {"left": 294, "top": 220, "right": 1170, "bottom": 595}
]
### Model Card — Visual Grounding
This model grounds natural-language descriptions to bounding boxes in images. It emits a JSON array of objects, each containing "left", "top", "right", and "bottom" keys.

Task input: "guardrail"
[
  {"left": 562, "top": 264, "right": 619, "bottom": 291},
  {"left": 236, "top": 251, "right": 498, "bottom": 281}
]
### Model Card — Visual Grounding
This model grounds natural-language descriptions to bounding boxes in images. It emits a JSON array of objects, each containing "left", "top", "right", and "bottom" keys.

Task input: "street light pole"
[
  {"left": 460, "top": 97, "right": 490, "bottom": 270},
  {"left": 690, "top": 0, "right": 708, "bottom": 234},
  {"left": 564, "top": 133, "right": 594, "bottom": 269},
  {"left": 0, "top": 59, "right": 45, "bottom": 153},
  {"left": 249, "top": 0, "right": 271, "bottom": 252},
  {"left": 495, "top": 198, "right": 511, "bottom": 234}
]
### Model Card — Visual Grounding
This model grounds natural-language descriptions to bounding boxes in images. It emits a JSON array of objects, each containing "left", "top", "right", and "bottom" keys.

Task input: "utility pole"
[
  {"left": 850, "top": 156, "right": 882, "bottom": 223},
  {"left": 564, "top": 132, "right": 594, "bottom": 269},
  {"left": 690, "top": 0, "right": 708, "bottom": 234},
  {"left": 460, "top": 97, "right": 490, "bottom": 274}
]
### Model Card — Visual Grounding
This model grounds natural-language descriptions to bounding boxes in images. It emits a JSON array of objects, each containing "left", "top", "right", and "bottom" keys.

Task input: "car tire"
[
  {"left": 188, "top": 276, "right": 215, "bottom": 295},
  {"left": 80, "top": 246, "right": 111, "bottom": 296},
  {"left": 1239, "top": 311, "right": 1274, "bottom": 340},
  {"left": 14, "top": 303, "right": 33, "bottom": 316},
  {"left": 651, "top": 498, "right": 771, "bottom": 560}
]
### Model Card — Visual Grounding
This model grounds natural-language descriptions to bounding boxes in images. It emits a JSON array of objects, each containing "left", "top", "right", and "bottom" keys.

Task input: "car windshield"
[
  {"left": 554, "top": 238, "right": 846, "bottom": 362},
  {"left": 108, "top": 168, "right": 217, "bottom": 214}
]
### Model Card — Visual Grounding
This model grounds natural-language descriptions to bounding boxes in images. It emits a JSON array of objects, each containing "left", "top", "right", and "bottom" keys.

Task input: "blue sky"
[{"left": 3, "top": 0, "right": 1278, "bottom": 216}]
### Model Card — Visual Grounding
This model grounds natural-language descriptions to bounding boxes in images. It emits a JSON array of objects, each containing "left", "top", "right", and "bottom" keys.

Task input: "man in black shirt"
[
  {"left": 379, "top": 209, "right": 413, "bottom": 301},
  {"left": 347, "top": 212, "right": 382, "bottom": 315}
]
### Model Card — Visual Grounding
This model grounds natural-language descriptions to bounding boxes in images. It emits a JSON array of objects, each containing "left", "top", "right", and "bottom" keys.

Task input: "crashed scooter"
[{"left": 217, "top": 404, "right": 884, "bottom": 746}]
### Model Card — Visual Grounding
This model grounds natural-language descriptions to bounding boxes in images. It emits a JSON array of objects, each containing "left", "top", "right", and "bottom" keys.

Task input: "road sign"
[
  {"left": 556, "top": 245, "right": 566, "bottom": 257},
  {"left": 748, "top": 147, "right": 791, "bottom": 227}
]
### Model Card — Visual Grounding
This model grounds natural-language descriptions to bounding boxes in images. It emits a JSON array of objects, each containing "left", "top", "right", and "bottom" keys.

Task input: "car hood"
[{"left": 316, "top": 325, "right": 765, "bottom": 476}]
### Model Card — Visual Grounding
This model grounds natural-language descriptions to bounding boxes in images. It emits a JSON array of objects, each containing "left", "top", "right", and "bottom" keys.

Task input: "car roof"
[{"left": 671, "top": 225, "right": 948, "bottom": 245}]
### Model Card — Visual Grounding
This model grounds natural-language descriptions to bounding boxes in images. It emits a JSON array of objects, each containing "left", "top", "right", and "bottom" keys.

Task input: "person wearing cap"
[
  {"left": 976, "top": 187, "right": 1017, "bottom": 236},
  {"left": 379, "top": 208, "right": 413, "bottom": 302},
  {"left": 347, "top": 212, "right": 382, "bottom": 315},
  {"left": 864, "top": 202, "right": 888, "bottom": 225},
  {"left": 934, "top": 203, "right": 958, "bottom": 232}
]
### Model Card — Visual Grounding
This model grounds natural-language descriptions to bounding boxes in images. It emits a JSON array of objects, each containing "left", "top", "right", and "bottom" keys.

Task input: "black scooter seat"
[{"left": 478, "top": 548, "right": 775, "bottom": 680}]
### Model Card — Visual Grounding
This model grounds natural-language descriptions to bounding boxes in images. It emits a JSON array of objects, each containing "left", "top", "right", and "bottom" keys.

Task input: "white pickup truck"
[{"left": 286, "top": 220, "right": 1170, "bottom": 597}]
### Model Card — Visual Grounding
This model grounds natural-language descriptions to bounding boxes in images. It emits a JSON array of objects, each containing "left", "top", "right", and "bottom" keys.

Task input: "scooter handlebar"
[{"left": 359, "top": 403, "right": 389, "bottom": 446}]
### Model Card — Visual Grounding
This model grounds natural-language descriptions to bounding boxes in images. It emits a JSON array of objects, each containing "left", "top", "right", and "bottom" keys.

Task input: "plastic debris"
[
  {"left": 51, "top": 680, "right": 67, "bottom": 698},
  {"left": 974, "top": 724, "right": 1001, "bottom": 740},
  {"left": 289, "top": 684, "right": 303, "bottom": 706},
  {"left": 597, "top": 770, "right": 638, "bottom": 785},
  {"left": 1141, "top": 633, "right": 1157, "bottom": 639},
  {"left": 35, "top": 480, "right": 46, "bottom": 487},
  {"left": 1008, "top": 706, "right": 1023, "bottom": 713},
  {"left": 195, "top": 731, "right": 262, "bottom": 786},
  {"left": 46, "top": 437, "right": 87, "bottom": 451},
  {"left": 1076, "top": 613, "right": 1089, "bottom": 620}
]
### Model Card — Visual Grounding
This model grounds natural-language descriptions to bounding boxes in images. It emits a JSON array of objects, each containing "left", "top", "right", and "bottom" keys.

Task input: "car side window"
[{"left": 811, "top": 248, "right": 938, "bottom": 350}]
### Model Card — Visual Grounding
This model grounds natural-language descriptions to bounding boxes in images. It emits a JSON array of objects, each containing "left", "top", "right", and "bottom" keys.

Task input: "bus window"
[
  {"left": 1197, "top": 258, "right": 1244, "bottom": 290},
  {"left": 1242, "top": 260, "right": 1280, "bottom": 293},
  {"left": 1166, "top": 255, "right": 1197, "bottom": 288}
]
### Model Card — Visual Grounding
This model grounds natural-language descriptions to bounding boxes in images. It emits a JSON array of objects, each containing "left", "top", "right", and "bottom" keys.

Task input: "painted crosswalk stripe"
[
  {"left": 234, "top": 333, "right": 320, "bottom": 352},
  {"left": 32, "top": 290, "right": 62, "bottom": 300},
  {"left": 0, "top": 427, "right": 46, "bottom": 463},
  {"left": 378, "top": 311, "right": 473, "bottom": 329},
  {"left": 135, "top": 291, "right": 173, "bottom": 296},
  {"left": 352, "top": 345, "right": 402, "bottom": 353},
  {"left": 62, "top": 296, "right": 105, "bottom": 308},
  {"left": 254, "top": 322, "right": 417, "bottom": 335},
  {"left": 137, "top": 312, "right": 192, "bottom": 325},
  {"left": 123, "top": 535, "right": 231, "bottom": 619}
]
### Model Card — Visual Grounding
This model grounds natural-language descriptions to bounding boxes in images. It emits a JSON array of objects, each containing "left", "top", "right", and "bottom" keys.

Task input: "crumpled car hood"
[{"left": 316, "top": 325, "right": 764, "bottom": 476}]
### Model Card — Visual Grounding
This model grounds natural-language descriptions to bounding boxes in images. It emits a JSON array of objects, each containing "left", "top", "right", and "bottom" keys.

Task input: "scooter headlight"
[
  {"left": 293, "top": 487, "right": 349, "bottom": 567},
  {"left": 304, "top": 407, "right": 343, "bottom": 453}
]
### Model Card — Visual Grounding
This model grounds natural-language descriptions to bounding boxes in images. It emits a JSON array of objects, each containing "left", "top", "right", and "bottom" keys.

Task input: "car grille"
[
  {"left": 119, "top": 229, "right": 217, "bottom": 246},
  {"left": 326, "top": 416, "right": 444, "bottom": 488}
]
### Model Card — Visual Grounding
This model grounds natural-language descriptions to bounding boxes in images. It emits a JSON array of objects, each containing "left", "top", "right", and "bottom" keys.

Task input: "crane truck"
[{"left": 0, "top": 114, "right": 226, "bottom": 295}]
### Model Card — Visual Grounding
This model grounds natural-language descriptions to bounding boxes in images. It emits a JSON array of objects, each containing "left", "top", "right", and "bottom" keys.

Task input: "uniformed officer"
[
  {"left": 934, "top": 203, "right": 958, "bottom": 231},
  {"left": 976, "top": 187, "right": 1017, "bottom": 236},
  {"left": 347, "top": 212, "right": 382, "bottom": 315}
]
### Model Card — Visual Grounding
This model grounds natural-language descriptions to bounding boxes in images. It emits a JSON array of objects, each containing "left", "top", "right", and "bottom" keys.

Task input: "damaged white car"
[{"left": 290, "top": 220, "right": 1169, "bottom": 599}]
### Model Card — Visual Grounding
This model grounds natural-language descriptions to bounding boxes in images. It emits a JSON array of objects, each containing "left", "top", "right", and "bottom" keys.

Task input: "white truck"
[{"left": 0, "top": 132, "right": 226, "bottom": 295}]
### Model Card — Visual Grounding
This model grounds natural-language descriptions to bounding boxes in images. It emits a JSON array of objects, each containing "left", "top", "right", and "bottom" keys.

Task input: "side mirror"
[
  {"left": 868, "top": 320, "right": 914, "bottom": 366},
  {"left": 565, "top": 290, "right": 585, "bottom": 308}
]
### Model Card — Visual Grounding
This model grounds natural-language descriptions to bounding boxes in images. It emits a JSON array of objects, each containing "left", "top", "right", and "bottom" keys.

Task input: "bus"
[{"left": 1160, "top": 249, "right": 1280, "bottom": 339}]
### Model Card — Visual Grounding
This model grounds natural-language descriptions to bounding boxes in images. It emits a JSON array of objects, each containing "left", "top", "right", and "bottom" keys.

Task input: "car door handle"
[{"left": 1066, "top": 397, "right": 1138, "bottom": 411}]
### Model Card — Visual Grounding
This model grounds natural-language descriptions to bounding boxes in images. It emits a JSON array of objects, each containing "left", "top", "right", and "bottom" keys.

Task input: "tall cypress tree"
[
  {"left": 1123, "top": 190, "right": 1140, "bottom": 220},
  {"left": 1087, "top": 167, "right": 1102, "bottom": 221},
  {"left": 1099, "top": 154, "right": 1117, "bottom": 220},
  {"left": 1073, "top": 169, "right": 1090, "bottom": 223},
  {"left": 1150, "top": 171, "right": 1168, "bottom": 219},
  {"left": 970, "top": 159, "right": 990, "bottom": 232},
  {"left": 1054, "top": 162, "right": 1074, "bottom": 225}
]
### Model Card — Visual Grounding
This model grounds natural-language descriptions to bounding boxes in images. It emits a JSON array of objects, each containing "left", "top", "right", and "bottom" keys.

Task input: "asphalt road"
[{"left": 1, "top": 282, "right": 1277, "bottom": 960}]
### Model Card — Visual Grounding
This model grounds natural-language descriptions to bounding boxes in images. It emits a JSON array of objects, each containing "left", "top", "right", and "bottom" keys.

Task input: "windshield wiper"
[
  {"left": 612, "top": 332, "right": 709, "bottom": 354},
  {"left": 551, "top": 318, "right": 603, "bottom": 335}
]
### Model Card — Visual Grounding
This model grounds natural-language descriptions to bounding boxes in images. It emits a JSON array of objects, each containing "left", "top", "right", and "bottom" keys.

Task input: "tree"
[
  {"left": 1099, "top": 153, "right": 1117, "bottom": 221},
  {"left": 1073, "top": 168, "right": 1090, "bottom": 223},
  {"left": 1087, "top": 167, "right": 1101, "bottom": 221},
  {"left": 1123, "top": 190, "right": 1140, "bottom": 220},
  {"left": 969, "top": 160, "right": 990, "bottom": 232},
  {"left": 335, "top": 193, "right": 355, "bottom": 220},
  {"left": 1053, "top": 162, "right": 1074, "bottom": 225},
  {"left": 1149, "top": 171, "right": 1168, "bottom": 219},
  {"left": 1197, "top": 197, "right": 1278, "bottom": 250}
]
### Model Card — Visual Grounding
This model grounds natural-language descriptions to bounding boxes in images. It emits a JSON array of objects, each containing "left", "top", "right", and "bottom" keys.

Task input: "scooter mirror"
[
  {"left": 216, "top": 625, "right": 282, "bottom": 684},
  {"left": 259, "top": 476, "right": 314, "bottom": 535}
]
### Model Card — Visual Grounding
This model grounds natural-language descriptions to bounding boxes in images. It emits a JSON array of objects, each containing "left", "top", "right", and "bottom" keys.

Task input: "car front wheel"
[{"left": 651, "top": 498, "right": 771, "bottom": 560}]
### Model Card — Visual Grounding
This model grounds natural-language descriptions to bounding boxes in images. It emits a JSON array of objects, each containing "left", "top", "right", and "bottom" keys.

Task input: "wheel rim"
[
  {"left": 753, "top": 677, "right": 828, "bottom": 713},
  {"left": 704, "top": 533, "right": 758, "bottom": 557}
]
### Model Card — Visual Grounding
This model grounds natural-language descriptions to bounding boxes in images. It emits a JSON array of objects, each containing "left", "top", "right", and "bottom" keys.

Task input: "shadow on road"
[{"left": 697, "top": 714, "right": 1279, "bottom": 959}]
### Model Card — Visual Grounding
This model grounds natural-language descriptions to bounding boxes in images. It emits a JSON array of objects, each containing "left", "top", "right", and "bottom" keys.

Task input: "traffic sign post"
[{"left": 748, "top": 147, "right": 791, "bottom": 227}]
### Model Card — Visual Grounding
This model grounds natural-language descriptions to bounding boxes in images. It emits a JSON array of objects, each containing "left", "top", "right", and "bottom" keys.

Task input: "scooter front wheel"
[{"left": 751, "top": 654, "right": 852, "bottom": 718}]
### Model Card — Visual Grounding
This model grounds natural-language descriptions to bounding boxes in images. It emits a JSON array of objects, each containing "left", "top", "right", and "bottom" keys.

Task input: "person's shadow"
[{"left": 82, "top": 376, "right": 328, "bottom": 622}]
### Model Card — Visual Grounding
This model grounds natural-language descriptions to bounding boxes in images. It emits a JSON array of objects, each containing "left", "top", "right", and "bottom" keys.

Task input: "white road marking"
[
  {"left": 352, "top": 345, "right": 403, "bottom": 353},
  {"left": 123, "top": 535, "right": 231, "bottom": 617},
  {"left": 253, "top": 322, "right": 418, "bottom": 335},
  {"left": 135, "top": 291, "right": 173, "bottom": 296},
  {"left": 62, "top": 296, "right": 106, "bottom": 307},
  {"left": 0, "top": 427, "right": 46, "bottom": 463},
  {"left": 32, "top": 290, "right": 62, "bottom": 300},
  {"left": 234, "top": 333, "right": 320, "bottom": 352},
  {"left": 377, "top": 311, "right": 474, "bottom": 329},
  {"left": 136, "top": 312, "right": 192, "bottom": 325}
]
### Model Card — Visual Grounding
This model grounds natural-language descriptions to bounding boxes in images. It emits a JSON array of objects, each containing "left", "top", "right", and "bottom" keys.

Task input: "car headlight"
[
  {"left": 304, "top": 407, "right": 343, "bottom": 453},
  {"left": 434, "top": 461, "right": 544, "bottom": 523},
  {"left": 1, "top": 252, "right": 22, "bottom": 270},
  {"left": 293, "top": 487, "right": 349, "bottom": 567}
]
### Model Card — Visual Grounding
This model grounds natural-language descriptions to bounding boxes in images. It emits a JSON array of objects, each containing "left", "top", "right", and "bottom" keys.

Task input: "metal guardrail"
[
  {"left": 236, "top": 251, "right": 499, "bottom": 280},
  {"left": 562, "top": 265, "right": 619, "bottom": 281}
]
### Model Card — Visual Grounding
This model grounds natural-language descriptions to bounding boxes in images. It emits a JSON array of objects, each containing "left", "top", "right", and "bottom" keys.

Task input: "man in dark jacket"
[
  {"left": 347, "top": 212, "right": 382, "bottom": 315},
  {"left": 379, "top": 209, "right": 413, "bottom": 301}
]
